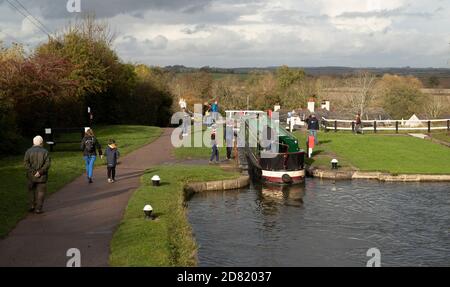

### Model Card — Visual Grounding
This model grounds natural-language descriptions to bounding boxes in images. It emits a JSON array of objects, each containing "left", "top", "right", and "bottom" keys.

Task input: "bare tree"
[
  {"left": 346, "top": 71, "right": 377, "bottom": 118},
  {"left": 424, "top": 95, "right": 450, "bottom": 119},
  {"left": 57, "top": 13, "right": 117, "bottom": 46}
]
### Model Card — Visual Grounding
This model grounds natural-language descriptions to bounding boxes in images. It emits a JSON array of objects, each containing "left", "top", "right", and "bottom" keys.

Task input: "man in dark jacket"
[
  {"left": 306, "top": 114, "right": 320, "bottom": 145},
  {"left": 24, "top": 136, "right": 51, "bottom": 214}
]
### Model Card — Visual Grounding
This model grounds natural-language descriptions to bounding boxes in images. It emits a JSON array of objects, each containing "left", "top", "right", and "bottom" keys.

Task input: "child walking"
[{"left": 105, "top": 139, "right": 120, "bottom": 183}]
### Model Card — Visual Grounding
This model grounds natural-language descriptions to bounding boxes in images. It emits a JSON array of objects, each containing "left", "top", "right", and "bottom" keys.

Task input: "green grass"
[
  {"left": 430, "top": 132, "right": 450, "bottom": 143},
  {"left": 294, "top": 131, "right": 450, "bottom": 174},
  {"left": 0, "top": 125, "right": 162, "bottom": 238},
  {"left": 109, "top": 164, "right": 240, "bottom": 267},
  {"left": 174, "top": 128, "right": 227, "bottom": 160}
]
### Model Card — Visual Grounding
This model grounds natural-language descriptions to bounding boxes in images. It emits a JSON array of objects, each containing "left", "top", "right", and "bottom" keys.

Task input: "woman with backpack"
[{"left": 81, "top": 128, "right": 103, "bottom": 184}]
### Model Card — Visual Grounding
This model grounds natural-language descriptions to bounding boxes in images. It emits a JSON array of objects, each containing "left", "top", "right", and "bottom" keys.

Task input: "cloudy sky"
[{"left": 0, "top": 0, "right": 449, "bottom": 67}]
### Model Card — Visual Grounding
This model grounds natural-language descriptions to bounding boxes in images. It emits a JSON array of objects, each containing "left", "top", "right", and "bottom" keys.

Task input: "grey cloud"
[
  {"left": 181, "top": 24, "right": 211, "bottom": 34},
  {"left": 118, "top": 34, "right": 168, "bottom": 52},
  {"left": 1, "top": 0, "right": 449, "bottom": 68},
  {"left": 336, "top": 8, "right": 435, "bottom": 19},
  {"left": 144, "top": 35, "right": 168, "bottom": 49},
  {"left": 0, "top": 0, "right": 265, "bottom": 20},
  {"left": 1, "top": 0, "right": 213, "bottom": 19},
  {"left": 262, "top": 9, "right": 330, "bottom": 25}
]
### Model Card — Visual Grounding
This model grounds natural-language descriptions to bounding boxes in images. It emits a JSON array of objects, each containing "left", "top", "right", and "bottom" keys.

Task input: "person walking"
[
  {"left": 355, "top": 113, "right": 363, "bottom": 134},
  {"left": 81, "top": 128, "right": 102, "bottom": 184},
  {"left": 307, "top": 114, "right": 320, "bottom": 145},
  {"left": 24, "top": 136, "right": 51, "bottom": 214},
  {"left": 104, "top": 139, "right": 120, "bottom": 183},
  {"left": 225, "top": 121, "right": 234, "bottom": 160},
  {"left": 181, "top": 108, "right": 190, "bottom": 137},
  {"left": 209, "top": 131, "right": 219, "bottom": 164}
]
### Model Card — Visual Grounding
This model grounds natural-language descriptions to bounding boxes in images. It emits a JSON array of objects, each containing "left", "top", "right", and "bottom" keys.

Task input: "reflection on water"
[
  {"left": 260, "top": 184, "right": 305, "bottom": 207},
  {"left": 187, "top": 179, "right": 450, "bottom": 267}
]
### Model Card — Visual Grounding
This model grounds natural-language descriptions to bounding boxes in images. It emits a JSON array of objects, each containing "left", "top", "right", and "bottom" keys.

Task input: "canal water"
[{"left": 187, "top": 179, "right": 450, "bottom": 266}]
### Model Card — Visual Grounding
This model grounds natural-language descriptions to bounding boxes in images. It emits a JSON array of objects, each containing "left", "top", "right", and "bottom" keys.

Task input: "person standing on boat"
[
  {"left": 211, "top": 100, "right": 219, "bottom": 123},
  {"left": 307, "top": 114, "right": 320, "bottom": 145}
]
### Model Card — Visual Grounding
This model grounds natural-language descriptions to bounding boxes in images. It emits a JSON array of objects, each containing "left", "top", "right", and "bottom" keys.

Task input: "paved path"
[{"left": 0, "top": 128, "right": 175, "bottom": 267}]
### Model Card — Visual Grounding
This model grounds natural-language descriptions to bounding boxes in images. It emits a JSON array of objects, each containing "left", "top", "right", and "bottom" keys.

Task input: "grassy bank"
[
  {"left": 0, "top": 125, "right": 162, "bottom": 238},
  {"left": 109, "top": 164, "right": 240, "bottom": 267},
  {"left": 294, "top": 131, "right": 450, "bottom": 174},
  {"left": 430, "top": 132, "right": 450, "bottom": 144}
]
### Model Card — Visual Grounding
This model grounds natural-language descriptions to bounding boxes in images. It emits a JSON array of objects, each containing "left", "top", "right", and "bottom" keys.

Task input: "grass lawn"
[
  {"left": 0, "top": 125, "right": 162, "bottom": 238},
  {"left": 294, "top": 131, "right": 450, "bottom": 174},
  {"left": 109, "top": 164, "right": 240, "bottom": 267},
  {"left": 430, "top": 131, "right": 450, "bottom": 144},
  {"left": 174, "top": 128, "right": 227, "bottom": 160}
]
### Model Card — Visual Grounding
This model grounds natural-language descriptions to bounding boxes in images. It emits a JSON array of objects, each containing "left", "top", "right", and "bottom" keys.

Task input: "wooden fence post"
[
  {"left": 374, "top": 121, "right": 377, "bottom": 133},
  {"left": 334, "top": 120, "right": 337, "bottom": 132},
  {"left": 395, "top": 121, "right": 399, "bottom": 133},
  {"left": 447, "top": 120, "right": 450, "bottom": 131},
  {"left": 351, "top": 121, "right": 355, "bottom": 133},
  {"left": 428, "top": 121, "right": 431, "bottom": 133}
]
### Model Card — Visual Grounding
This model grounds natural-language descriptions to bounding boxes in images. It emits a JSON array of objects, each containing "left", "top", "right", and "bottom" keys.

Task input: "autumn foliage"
[{"left": 0, "top": 17, "right": 173, "bottom": 154}]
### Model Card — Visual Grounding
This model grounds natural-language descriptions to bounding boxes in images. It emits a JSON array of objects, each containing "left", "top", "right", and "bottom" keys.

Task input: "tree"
[
  {"left": 379, "top": 74, "right": 425, "bottom": 119},
  {"left": 213, "top": 75, "right": 247, "bottom": 111},
  {"left": 0, "top": 53, "right": 77, "bottom": 135},
  {"left": 0, "top": 42, "right": 25, "bottom": 62},
  {"left": 245, "top": 72, "right": 277, "bottom": 110},
  {"left": 345, "top": 71, "right": 377, "bottom": 118},
  {"left": 428, "top": 76, "right": 440, "bottom": 88},
  {"left": 423, "top": 95, "right": 449, "bottom": 119},
  {"left": 169, "top": 71, "right": 213, "bottom": 108},
  {"left": 275, "top": 65, "right": 305, "bottom": 89}
]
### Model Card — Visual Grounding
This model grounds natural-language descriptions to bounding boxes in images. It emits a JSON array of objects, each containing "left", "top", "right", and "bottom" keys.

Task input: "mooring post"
[
  {"left": 334, "top": 120, "right": 337, "bottom": 132},
  {"left": 374, "top": 121, "right": 377, "bottom": 133},
  {"left": 395, "top": 121, "right": 399, "bottom": 133},
  {"left": 428, "top": 121, "right": 431, "bottom": 133}
]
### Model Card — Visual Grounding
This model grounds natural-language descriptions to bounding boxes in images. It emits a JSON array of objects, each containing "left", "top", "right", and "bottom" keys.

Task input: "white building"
[{"left": 405, "top": 114, "right": 423, "bottom": 127}]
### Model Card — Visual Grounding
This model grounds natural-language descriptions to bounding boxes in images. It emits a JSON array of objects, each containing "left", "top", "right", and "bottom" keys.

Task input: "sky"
[{"left": 0, "top": 0, "right": 449, "bottom": 68}]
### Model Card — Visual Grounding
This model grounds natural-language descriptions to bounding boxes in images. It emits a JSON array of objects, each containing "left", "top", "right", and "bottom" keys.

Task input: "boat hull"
[{"left": 262, "top": 169, "right": 305, "bottom": 184}]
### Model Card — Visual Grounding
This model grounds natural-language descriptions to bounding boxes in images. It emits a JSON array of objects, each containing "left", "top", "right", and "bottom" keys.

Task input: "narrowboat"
[{"left": 244, "top": 117, "right": 305, "bottom": 185}]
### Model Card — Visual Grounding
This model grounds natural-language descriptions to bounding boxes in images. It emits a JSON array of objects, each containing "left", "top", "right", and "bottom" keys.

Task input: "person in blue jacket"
[{"left": 211, "top": 100, "right": 219, "bottom": 122}]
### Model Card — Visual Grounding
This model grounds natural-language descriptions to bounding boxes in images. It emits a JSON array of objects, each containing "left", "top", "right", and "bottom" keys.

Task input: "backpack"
[{"left": 85, "top": 137, "right": 96, "bottom": 153}]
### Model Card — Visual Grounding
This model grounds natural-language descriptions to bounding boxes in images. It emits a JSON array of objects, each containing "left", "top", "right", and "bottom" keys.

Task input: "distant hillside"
[{"left": 163, "top": 65, "right": 450, "bottom": 88}]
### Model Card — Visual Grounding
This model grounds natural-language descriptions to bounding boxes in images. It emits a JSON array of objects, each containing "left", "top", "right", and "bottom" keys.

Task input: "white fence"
[{"left": 321, "top": 117, "right": 450, "bottom": 133}]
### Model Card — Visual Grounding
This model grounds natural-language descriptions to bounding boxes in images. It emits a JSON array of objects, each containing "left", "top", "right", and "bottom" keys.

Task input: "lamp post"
[
  {"left": 143, "top": 205, "right": 153, "bottom": 219},
  {"left": 331, "top": 159, "right": 339, "bottom": 169},
  {"left": 151, "top": 175, "right": 161, "bottom": 186}
]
